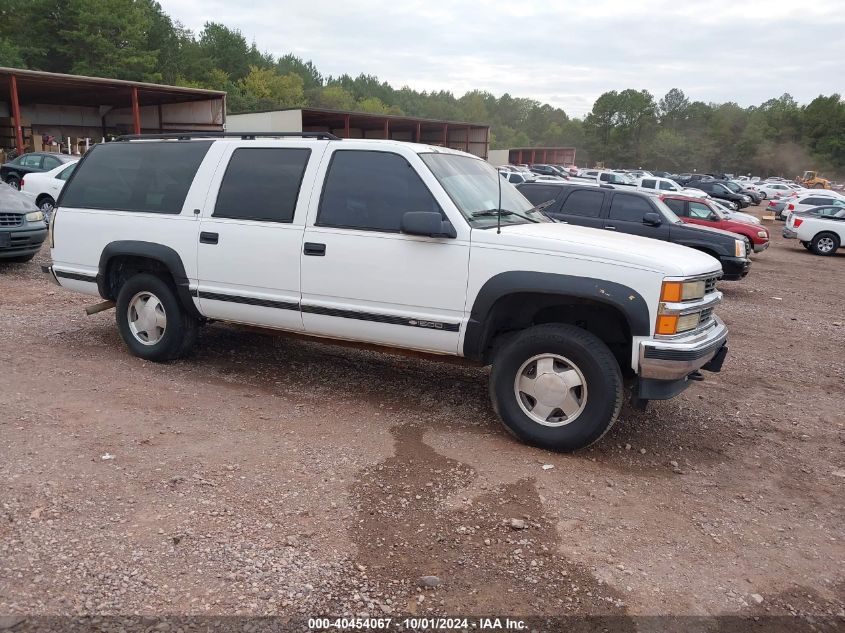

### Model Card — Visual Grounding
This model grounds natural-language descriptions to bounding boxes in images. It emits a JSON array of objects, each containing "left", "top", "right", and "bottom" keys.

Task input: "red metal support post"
[
  {"left": 131, "top": 86, "right": 141, "bottom": 135},
  {"left": 443, "top": 124, "right": 448, "bottom": 148},
  {"left": 464, "top": 127, "right": 470, "bottom": 152},
  {"left": 415, "top": 122, "right": 421, "bottom": 143},
  {"left": 543, "top": 150, "right": 548, "bottom": 163},
  {"left": 344, "top": 114, "right": 350, "bottom": 138},
  {"left": 9, "top": 74, "right": 24, "bottom": 155},
  {"left": 518, "top": 150, "right": 523, "bottom": 164},
  {"left": 531, "top": 149, "right": 536, "bottom": 163},
  {"left": 384, "top": 119, "right": 389, "bottom": 140}
]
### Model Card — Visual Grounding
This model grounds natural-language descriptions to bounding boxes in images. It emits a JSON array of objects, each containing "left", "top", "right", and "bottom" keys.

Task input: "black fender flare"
[
  {"left": 462, "top": 271, "right": 651, "bottom": 361},
  {"left": 97, "top": 240, "right": 200, "bottom": 318}
]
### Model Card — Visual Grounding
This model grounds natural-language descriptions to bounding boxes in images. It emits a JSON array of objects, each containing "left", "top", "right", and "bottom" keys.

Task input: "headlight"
[
  {"left": 655, "top": 311, "right": 704, "bottom": 335},
  {"left": 742, "top": 195, "right": 751, "bottom": 201},
  {"left": 735, "top": 239, "right": 746, "bottom": 258},
  {"left": 757, "top": 231, "right": 767, "bottom": 238},
  {"left": 25, "top": 211, "right": 45, "bottom": 222},
  {"left": 660, "top": 279, "right": 706, "bottom": 302}
]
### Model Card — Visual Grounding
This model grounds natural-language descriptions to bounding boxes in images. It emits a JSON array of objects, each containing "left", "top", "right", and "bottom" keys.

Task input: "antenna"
[{"left": 496, "top": 169, "right": 503, "bottom": 235}]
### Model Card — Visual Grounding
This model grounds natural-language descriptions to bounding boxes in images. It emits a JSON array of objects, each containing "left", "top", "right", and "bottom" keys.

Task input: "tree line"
[{"left": 1, "top": 0, "right": 842, "bottom": 176}]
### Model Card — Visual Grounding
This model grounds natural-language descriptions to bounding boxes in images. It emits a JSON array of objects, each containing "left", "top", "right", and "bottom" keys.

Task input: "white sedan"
[
  {"left": 756, "top": 182, "right": 800, "bottom": 199},
  {"left": 783, "top": 194, "right": 845, "bottom": 219},
  {"left": 20, "top": 158, "right": 80, "bottom": 215}
]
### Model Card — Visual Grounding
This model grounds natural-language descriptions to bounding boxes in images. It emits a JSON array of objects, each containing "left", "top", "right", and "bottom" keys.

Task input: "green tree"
[
  {"left": 315, "top": 85, "right": 356, "bottom": 110},
  {"left": 237, "top": 66, "right": 306, "bottom": 110},
  {"left": 62, "top": 0, "right": 157, "bottom": 80}
]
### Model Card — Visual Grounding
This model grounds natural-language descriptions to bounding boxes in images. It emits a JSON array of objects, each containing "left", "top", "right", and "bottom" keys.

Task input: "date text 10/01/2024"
[{"left": 308, "top": 617, "right": 528, "bottom": 630}]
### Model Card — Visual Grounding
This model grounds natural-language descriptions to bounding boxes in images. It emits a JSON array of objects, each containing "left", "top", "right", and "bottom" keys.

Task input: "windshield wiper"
[
  {"left": 525, "top": 199, "right": 558, "bottom": 222},
  {"left": 472, "top": 203, "right": 550, "bottom": 224}
]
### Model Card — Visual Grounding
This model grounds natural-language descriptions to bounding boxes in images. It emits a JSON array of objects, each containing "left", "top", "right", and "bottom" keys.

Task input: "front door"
[
  {"left": 604, "top": 192, "right": 671, "bottom": 240},
  {"left": 196, "top": 143, "right": 324, "bottom": 332},
  {"left": 300, "top": 147, "right": 470, "bottom": 354}
]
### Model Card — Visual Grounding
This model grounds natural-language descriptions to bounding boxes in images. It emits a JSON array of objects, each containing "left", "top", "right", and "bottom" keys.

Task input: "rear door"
[
  {"left": 553, "top": 188, "right": 606, "bottom": 228},
  {"left": 196, "top": 141, "right": 326, "bottom": 331},
  {"left": 604, "top": 192, "right": 670, "bottom": 240}
]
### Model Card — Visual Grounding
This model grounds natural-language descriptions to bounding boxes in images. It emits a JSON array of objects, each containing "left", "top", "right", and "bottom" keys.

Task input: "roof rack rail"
[{"left": 115, "top": 131, "right": 341, "bottom": 141}]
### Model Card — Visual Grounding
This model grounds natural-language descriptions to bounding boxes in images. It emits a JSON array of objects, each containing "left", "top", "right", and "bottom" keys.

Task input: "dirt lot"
[{"left": 1, "top": 218, "right": 843, "bottom": 630}]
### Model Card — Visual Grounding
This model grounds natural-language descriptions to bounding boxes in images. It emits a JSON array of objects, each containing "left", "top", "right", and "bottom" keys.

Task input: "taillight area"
[
  {"left": 19, "top": 178, "right": 25, "bottom": 189},
  {"left": 768, "top": 201, "right": 776, "bottom": 207},
  {"left": 788, "top": 204, "right": 795, "bottom": 210},
  {"left": 793, "top": 218, "right": 804, "bottom": 228}
]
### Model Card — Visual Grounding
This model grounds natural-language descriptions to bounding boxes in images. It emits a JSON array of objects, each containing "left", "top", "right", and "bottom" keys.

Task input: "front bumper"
[
  {"left": 782, "top": 227, "right": 797, "bottom": 239},
  {"left": 0, "top": 226, "right": 47, "bottom": 258},
  {"left": 753, "top": 240, "right": 770, "bottom": 253},
  {"left": 639, "top": 315, "right": 729, "bottom": 382},
  {"left": 720, "top": 256, "right": 751, "bottom": 280}
]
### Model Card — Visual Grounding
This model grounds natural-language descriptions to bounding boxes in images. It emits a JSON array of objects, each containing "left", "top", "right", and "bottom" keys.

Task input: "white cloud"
[{"left": 160, "top": 0, "right": 845, "bottom": 116}]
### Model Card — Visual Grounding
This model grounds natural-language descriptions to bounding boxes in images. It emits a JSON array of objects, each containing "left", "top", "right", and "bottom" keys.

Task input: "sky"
[{"left": 161, "top": 0, "right": 845, "bottom": 118}]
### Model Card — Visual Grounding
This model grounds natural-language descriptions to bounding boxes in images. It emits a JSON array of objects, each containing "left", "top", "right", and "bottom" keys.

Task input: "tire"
[
  {"left": 813, "top": 183, "right": 824, "bottom": 189},
  {"left": 801, "top": 241, "right": 812, "bottom": 250},
  {"left": 760, "top": 192, "right": 767, "bottom": 199},
  {"left": 6, "top": 175, "right": 20, "bottom": 190},
  {"left": 743, "top": 237, "right": 753, "bottom": 257},
  {"left": 810, "top": 232, "right": 840, "bottom": 256},
  {"left": 115, "top": 273, "right": 198, "bottom": 362},
  {"left": 37, "top": 195, "right": 55, "bottom": 213},
  {"left": 489, "top": 324, "right": 623, "bottom": 452}
]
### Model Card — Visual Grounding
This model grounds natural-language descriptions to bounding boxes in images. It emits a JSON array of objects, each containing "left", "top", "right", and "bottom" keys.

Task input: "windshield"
[
  {"left": 421, "top": 153, "right": 549, "bottom": 228},
  {"left": 652, "top": 197, "right": 683, "bottom": 224},
  {"left": 704, "top": 200, "right": 726, "bottom": 219},
  {"left": 723, "top": 181, "right": 741, "bottom": 192}
]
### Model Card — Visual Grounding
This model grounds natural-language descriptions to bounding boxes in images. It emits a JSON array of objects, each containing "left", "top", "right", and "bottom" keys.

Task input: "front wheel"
[
  {"left": 37, "top": 196, "right": 55, "bottom": 213},
  {"left": 115, "top": 273, "right": 198, "bottom": 361},
  {"left": 810, "top": 232, "right": 840, "bottom": 256},
  {"left": 743, "top": 237, "right": 753, "bottom": 257},
  {"left": 6, "top": 176, "right": 20, "bottom": 190},
  {"left": 489, "top": 324, "right": 623, "bottom": 451}
]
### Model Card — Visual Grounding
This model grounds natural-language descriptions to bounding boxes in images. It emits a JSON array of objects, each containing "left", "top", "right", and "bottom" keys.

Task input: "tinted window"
[
  {"left": 641, "top": 179, "right": 656, "bottom": 189},
  {"left": 61, "top": 141, "right": 212, "bottom": 213},
  {"left": 608, "top": 194, "right": 654, "bottom": 222},
  {"left": 318, "top": 151, "right": 441, "bottom": 232},
  {"left": 663, "top": 198, "right": 686, "bottom": 214},
  {"left": 42, "top": 156, "right": 61, "bottom": 170},
  {"left": 214, "top": 148, "right": 310, "bottom": 223},
  {"left": 520, "top": 185, "right": 561, "bottom": 206},
  {"left": 658, "top": 180, "right": 676, "bottom": 191},
  {"left": 560, "top": 189, "right": 604, "bottom": 218},
  {"left": 57, "top": 163, "right": 76, "bottom": 181}
]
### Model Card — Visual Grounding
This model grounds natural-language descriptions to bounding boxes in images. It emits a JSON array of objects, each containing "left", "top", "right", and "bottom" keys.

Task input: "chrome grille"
[
  {"left": 0, "top": 213, "right": 24, "bottom": 227},
  {"left": 699, "top": 307, "right": 714, "bottom": 325},
  {"left": 704, "top": 276, "right": 718, "bottom": 294}
]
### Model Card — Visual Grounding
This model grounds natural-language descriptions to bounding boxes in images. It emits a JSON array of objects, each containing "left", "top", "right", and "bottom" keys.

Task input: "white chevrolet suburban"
[{"left": 46, "top": 133, "right": 728, "bottom": 451}]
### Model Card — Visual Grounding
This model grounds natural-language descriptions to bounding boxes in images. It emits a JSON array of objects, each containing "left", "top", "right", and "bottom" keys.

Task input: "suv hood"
[{"left": 474, "top": 222, "right": 721, "bottom": 277}]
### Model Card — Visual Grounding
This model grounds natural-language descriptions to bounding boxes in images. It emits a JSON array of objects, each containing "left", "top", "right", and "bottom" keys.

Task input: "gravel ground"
[{"left": 0, "top": 217, "right": 843, "bottom": 631}]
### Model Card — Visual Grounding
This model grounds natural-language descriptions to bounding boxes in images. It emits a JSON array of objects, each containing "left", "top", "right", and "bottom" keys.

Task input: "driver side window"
[
  {"left": 689, "top": 202, "right": 712, "bottom": 219},
  {"left": 317, "top": 150, "right": 442, "bottom": 233}
]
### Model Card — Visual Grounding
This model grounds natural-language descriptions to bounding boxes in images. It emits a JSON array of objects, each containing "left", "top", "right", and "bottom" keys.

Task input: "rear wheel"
[
  {"left": 115, "top": 273, "right": 198, "bottom": 361},
  {"left": 6, "top": 175, "right": 20, "bottom": 190},
  {"left": 810, "top": 232, "right": 840, "bottom": 256},
  {"left": 489, "top": 324, "right": 623, "bottom": 452},
  {"left": 743, "top": 236, "right": 753, "bottom": 257},
  {"left": 37, "top": 195, "right": 55, "bottom": 213}
]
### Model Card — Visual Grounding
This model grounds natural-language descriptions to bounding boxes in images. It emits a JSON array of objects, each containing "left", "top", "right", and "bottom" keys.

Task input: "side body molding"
[
  {"left": 97, "top": 241, "right": 200, "bottom": 318},
  {"left": 462, "top": 271, "right": 652, "bottom": 361}
]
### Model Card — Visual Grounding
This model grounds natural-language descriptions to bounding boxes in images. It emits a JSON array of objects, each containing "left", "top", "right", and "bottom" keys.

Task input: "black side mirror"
[
  {"left": 401, "top": 211, "right": 457, "bottom": 238},
  {"left": 642, "top": 212, "right": 663, "bottom": 227}
]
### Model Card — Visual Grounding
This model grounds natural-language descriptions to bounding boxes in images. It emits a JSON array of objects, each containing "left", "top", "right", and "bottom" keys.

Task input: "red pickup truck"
[{"left": 661, "top": 194, "right": 770, "bottom": 254}]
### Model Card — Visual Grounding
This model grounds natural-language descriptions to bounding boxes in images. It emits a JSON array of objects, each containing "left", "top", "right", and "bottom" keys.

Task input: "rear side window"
[
  {"left": 658, "top": 180, "right": 676, "bottom": 191},
  {"left": 57, "top": 163, "right": 76, "bottom": 181},
  {"left": 608, "top": 194, "right": 654, "bottom": 221},
  {"left": 560, "top": 189, "right": 604, "bottom": 217},
  {"left": 663, "top": 198, "right": 686, "bottom": 214},
  {"left": 318, "top": 150, "right": 441, "bottom": 232},
  {"left": 60, "top": 141, "right": 212, "bottom": 213},
  {"left": 641, "top": 179, "right": 656, "bottom": 189},
  {"left": 520, "top": 185, "right": 561, "bottom": 206},
  {"left": 214, "top": 148, "right": 310, "bottom": 223},
  {"left": 20, "top": 155, "right": 42, "bottom": 167},
  {"left": 42, "top": 156, "right": 62, "bottom": 170}
]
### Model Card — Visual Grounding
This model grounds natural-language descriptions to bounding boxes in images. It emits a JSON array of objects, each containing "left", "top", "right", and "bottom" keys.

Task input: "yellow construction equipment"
[{"left": 798, "top": 171, "right": 831, "bottom": 189}]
